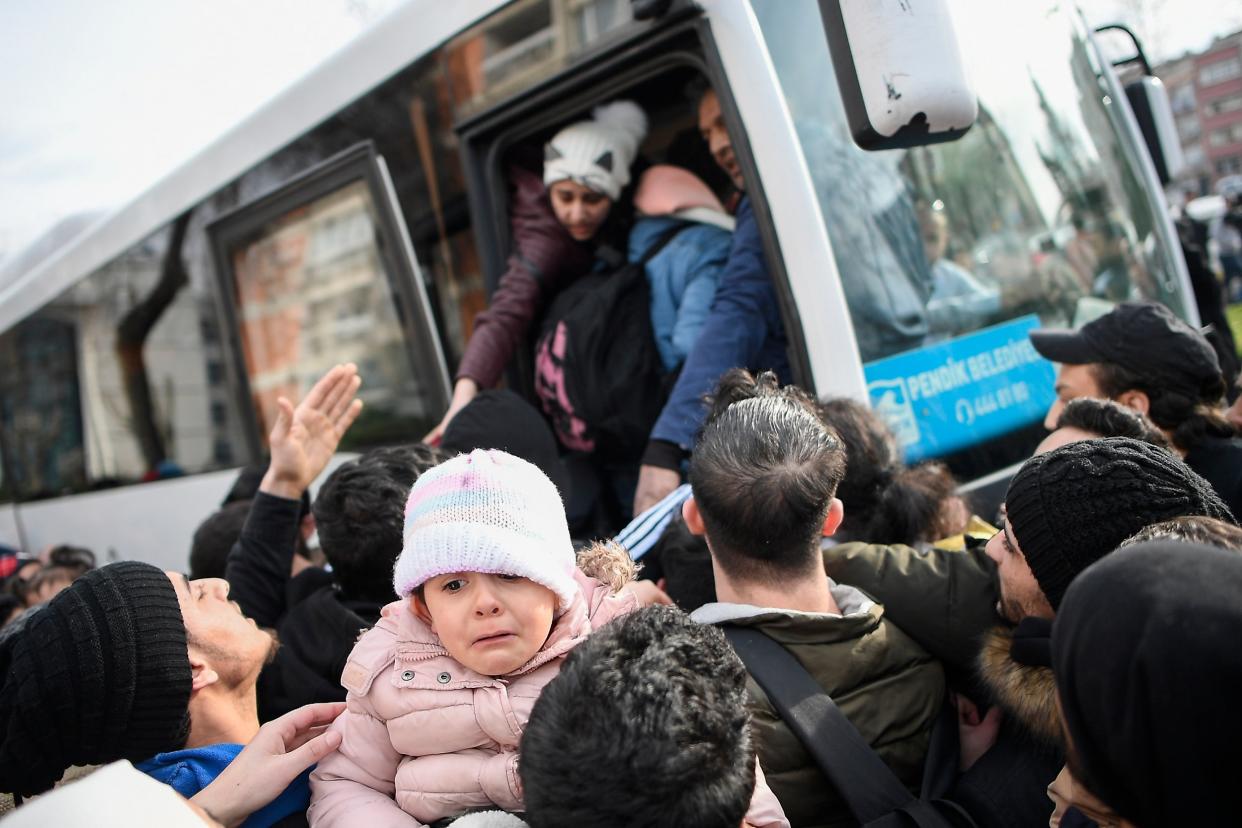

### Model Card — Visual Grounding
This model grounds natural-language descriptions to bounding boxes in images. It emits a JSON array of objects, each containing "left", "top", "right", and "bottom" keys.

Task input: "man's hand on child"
[{"left": 191, "top": 701, "right": 347, "bottom": 827}]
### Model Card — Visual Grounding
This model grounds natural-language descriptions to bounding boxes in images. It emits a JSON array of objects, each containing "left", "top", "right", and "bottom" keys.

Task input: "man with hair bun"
[{"left": 683, "top": 369, "right": 944, "bottom": 827}]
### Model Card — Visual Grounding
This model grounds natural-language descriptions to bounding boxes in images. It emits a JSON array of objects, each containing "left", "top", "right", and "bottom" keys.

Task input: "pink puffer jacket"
[{"left": 308, "top": 570, "right": 634, "bottom": 827}]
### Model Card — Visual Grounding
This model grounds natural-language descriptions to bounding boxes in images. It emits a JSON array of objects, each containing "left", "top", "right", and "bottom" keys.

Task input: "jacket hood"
[
  {"left": 635, "top": 164, "right": 727, "bottom": 218},
  {"left": 690, "top": 580, "right": 883, "bottom": 645},
  {"left": 977, "top": 625, "right": 1061, "bottom": 747}
]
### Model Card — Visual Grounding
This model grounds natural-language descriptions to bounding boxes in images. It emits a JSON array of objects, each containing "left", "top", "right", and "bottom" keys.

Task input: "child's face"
[{"left": 415, "top": 573, "right": 557, "bottom": 677}]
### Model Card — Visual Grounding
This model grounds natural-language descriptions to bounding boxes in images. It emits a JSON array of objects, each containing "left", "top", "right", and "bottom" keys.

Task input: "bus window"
[
  {"left": 0, "top": 220, "right": 248, "bottom": 499},
  {"left": 210, "top": 145, "right": 450, "bottom": 451},
  {"left": 751, "top": 0, "right": 1185, "bottom": 477}
]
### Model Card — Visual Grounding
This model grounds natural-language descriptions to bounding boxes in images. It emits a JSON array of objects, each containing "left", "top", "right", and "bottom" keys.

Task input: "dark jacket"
[
  {"left": 1183, "top": 436, "right": 1242, "bottom": 521},
  {"left": 693, "top": 581, "right": 944, "bottom": 828},
  {"left": 822, "top": 542, "right": 1063, "bottom": 828},
  {"left": 644, "top": 197, "right": 791, "bottom": 467},
  {"left": 821, "top": 541, "right": 998, "bottom": 679},
  {"left": 1175, "top": 216, "right": 1239, "bottom": 389},
  {"left": 226, "top": 493, "right": 383, "bottom": 722},
  {"left": 455, "top": 166, "right": 597, "bottom": 389}
]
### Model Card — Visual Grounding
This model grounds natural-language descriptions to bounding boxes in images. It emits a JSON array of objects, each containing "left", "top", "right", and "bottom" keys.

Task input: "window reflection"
[
  {"left": 0, "top": 220, "right": 244, "bottom": 499},
  {"left": 444, "top": 0, "right": 635, "bottom": 118},
  {"left": 228, "top": 180, "right": 431, "bottom": 448},
  {"left": 752, "top": 0, "right": 1183, "bottom": 365}
]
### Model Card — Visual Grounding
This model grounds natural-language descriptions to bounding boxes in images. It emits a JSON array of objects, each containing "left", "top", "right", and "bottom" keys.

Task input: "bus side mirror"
[
  {"left": 818, "top": 0, "right": 977, "bottom": 150},
  {"left": 1123, "top": 76, "right": 1184, "bottom": 185},
  {"left": 1095, "top": 24, "right": 1183, "bottom": 186}
]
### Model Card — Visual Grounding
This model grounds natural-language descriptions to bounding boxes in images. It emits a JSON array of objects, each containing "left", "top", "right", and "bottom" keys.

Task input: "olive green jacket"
[
  {"left": 693, "top": 581, "right": 945, "bottom": 828},
  {"left": 821, "top": 540, "right": 999, "bottom": 676}
]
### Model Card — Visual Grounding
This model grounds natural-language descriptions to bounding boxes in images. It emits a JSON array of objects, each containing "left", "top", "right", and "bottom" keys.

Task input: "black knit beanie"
[
  {"left": 1053, "top": 541, "right": 1242, "bottom": 826},
  {"left": 441, "top": 389, "right": 570, "bottom": 495},
  {"left": 1004, "top": 437, "right": 1234, "bottom": 609},
  {"left": 0, "top": 561, "right": 192, "bottom": 796}
]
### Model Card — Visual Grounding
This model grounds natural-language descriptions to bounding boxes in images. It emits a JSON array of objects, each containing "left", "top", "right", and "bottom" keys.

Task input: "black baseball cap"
[{"left": 1029, "top": 301, "right": 1222, "bottom": 401}]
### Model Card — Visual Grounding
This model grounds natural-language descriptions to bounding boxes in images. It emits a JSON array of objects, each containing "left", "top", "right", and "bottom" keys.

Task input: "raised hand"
[{"left": 262, "top": 364, "right": 363, "bottom": 499}]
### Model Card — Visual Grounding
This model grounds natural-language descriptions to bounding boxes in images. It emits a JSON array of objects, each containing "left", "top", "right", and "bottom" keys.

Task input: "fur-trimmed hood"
[{"left": 977, "top": 625, "right": 1062, "bottom": 748}]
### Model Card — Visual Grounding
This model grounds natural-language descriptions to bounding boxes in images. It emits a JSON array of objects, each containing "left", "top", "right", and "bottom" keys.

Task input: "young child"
[{"left": 307, "top": 449, "right": 638, "bottom": 826}]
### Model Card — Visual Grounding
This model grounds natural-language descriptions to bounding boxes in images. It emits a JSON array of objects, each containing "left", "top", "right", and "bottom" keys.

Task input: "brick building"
[{"left": 1159, "top": 29, "right": 1242, "bottom": 195}]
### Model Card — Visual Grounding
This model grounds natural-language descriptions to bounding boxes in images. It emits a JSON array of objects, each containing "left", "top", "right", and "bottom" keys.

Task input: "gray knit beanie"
[
  {"left": 1004, "top": 437, "right": 1235, "bottom": 609},
  {"left": 0, "top": 561, "right": 192, "bottom": 797}
]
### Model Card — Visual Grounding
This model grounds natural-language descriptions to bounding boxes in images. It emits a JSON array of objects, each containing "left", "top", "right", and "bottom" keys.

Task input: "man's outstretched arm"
[{"left": 227, "top": 364, "right": 362, "bottom": 627}]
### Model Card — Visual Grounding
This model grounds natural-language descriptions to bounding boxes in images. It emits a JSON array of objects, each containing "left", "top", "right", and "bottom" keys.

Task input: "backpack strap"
[
  {"left": 636, "top": 221, "right": 693, "bottom": 267},
  {"left": 721, "top": 625, "right": 971, "bottom": 828}
]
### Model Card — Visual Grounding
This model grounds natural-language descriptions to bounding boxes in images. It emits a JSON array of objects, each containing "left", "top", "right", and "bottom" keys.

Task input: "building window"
[
  {"left": 1200, "top": 56, "right": 1242, "bottom": 87},
  {"left": 1207, "top": 93, "right": 1242, "bottom": 116},
  {"left": 1217, "top": 156, "right": 1242, "bottom": 175},
  {"left": 1171, "top": 84, "right": 1198, "bottom": 114},
  {"left": 1177, "top": 114, "right": 1201, "bottom": 142}
]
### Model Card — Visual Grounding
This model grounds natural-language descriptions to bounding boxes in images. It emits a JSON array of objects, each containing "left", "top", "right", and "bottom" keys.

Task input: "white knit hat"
[
  {"left": 543, "top": 100, "right": 648, "bottom": 201},
  {"left": 394, "top": 449, "right": 577, "bottom": 611}
]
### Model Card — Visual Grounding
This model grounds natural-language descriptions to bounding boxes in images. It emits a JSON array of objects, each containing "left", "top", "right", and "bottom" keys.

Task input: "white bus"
[{"left": 0, "top": 0, "right": 1193, "bottom": 570}]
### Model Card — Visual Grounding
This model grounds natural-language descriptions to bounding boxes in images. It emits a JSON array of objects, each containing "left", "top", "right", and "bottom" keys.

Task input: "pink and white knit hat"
[{"left": 393, "top": 449, "right": 577, "bottom": 610}]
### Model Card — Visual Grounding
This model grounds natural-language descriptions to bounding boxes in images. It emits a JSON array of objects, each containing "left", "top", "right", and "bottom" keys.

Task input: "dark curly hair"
[
  {"left": 1055, "top": 397, "right": 1171, "bottom": 450},
  {"left": 521, "top": 606, "right": 755, "bottom": 828},
  {"left": 815, "top": 397, "right": 902, "bottom": 537},
  {"left": 189, "top": 501, "right": 250, "bottom": 580},
  {"left": 1121, "top": 515, "right": 1242, "bottom": 551},
  {"left": 1091, "top": 361, "right": 1232, "bottom": 452},
  {"left": 313, "top": 443, "right": 446, "bottom": 603},
  {"left": 863, "top": 461, "right": 964, "bottom": 546}
]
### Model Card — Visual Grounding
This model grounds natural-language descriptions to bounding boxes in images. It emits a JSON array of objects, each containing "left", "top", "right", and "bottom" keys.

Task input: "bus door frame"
[{"left": 698, "top": 0, "right": 872, "bottom": 402}]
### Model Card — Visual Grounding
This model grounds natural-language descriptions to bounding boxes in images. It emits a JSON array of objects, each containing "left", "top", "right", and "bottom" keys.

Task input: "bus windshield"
[{"left": 751, "top": 0, "right": 1185, "bottom": 470}]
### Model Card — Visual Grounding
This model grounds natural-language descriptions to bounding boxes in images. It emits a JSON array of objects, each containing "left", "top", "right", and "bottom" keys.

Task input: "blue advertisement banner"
[{"left": 863, "top": 314, "right": 1056, "bottom": 462}]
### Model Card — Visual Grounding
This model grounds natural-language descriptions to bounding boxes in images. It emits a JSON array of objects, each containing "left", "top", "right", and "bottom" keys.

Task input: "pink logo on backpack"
[{"left": 535, "top": 321, "right": 595, "bottom": 452}]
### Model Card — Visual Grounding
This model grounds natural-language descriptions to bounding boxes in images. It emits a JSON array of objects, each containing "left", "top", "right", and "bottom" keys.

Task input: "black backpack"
[{"left": 533, "top": 223, "right": 689, "bottom": 460}]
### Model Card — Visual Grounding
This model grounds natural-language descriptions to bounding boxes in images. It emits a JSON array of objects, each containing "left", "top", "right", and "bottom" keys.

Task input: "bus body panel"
[
  {"left": 6, "top": 469, "right": 240, "bottom": 572},
  {"left": 0, "top": 454, "right": 360, "bottom": 571}
]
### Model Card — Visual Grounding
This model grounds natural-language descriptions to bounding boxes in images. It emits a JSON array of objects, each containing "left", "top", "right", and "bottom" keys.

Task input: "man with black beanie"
[
  {"left": 821, "top": 437, "right": 1235, "bottom": 827},
  {"left": 0, "top": 562, "right": 190, "bottom": 798},
  {"left": 988, "top": 436, "right": 1233, "bottom": 623},
  {"left": 0, "top": 559, "right": 302, "bottom": 824}
]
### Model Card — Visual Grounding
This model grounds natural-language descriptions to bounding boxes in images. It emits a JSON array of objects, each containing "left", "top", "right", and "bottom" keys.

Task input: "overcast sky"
[
  {"left": 1, "top": 0, "right": 1239, "bottom": 269},
  {"left": 0, "top": 0, "right": 400, "bottom": 263}
]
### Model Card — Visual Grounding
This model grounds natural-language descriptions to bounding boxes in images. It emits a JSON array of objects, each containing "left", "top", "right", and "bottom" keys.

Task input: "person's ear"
[
  {"left": 822, "top": 497, "right": 845, "bottom": 538},
  {"left": 410, "top": 593, "right": 436, "bottom": 633},
  {"left": 682, "top": 497, "right": 706, "bottom": 536},
  {"left": 1114, "top": 388, "right": 1150, "bottom": 416},
  {"left": 189, "top": 651, "right": 219, "bottom": 693}
]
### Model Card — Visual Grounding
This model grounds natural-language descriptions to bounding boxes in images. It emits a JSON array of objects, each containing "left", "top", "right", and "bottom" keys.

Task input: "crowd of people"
[{"left": 2, "top": 81, "right": 1242, "bottom": 828}]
